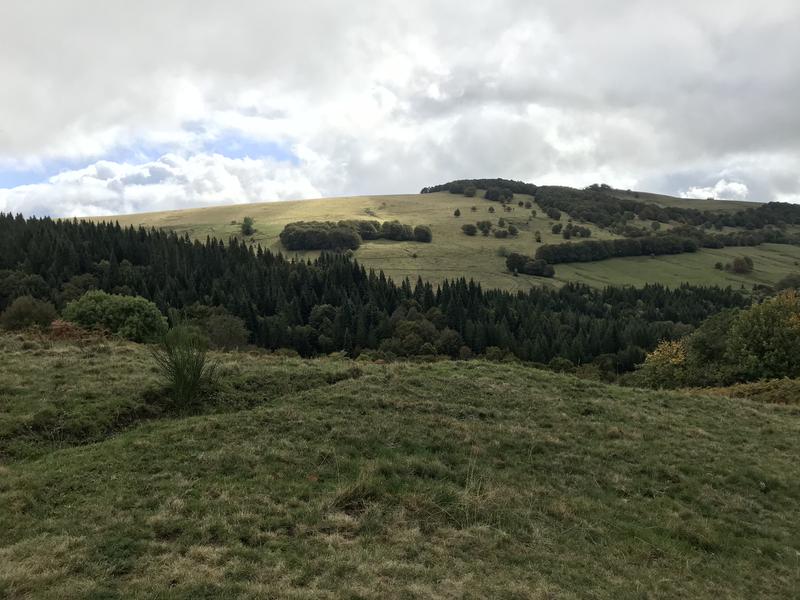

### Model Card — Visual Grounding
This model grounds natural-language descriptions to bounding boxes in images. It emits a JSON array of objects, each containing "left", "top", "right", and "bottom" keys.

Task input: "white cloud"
[
  {"left": 0, "top": 154, "right": 321, "bottom": 217},
  {"left": 1, "top": 0, "right": 800, "bottom": 215},
  {"left": 680, "top": 179, "right": 750, "bottom": 201}
]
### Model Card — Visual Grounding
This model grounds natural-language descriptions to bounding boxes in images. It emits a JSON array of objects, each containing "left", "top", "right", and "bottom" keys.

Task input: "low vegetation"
[
  {"left": 1, "top": 334, "right": 798, "bottom": 597},
  {"left": 634, "top": 291, "right": 800, "bottom": 388}
]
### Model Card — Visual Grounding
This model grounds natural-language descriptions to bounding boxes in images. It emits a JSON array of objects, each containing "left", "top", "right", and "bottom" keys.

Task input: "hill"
[
  {"left": 1, "top": 333, "right": 799, "bottom": 598},
  {"left": 95, "top": 189, "right": 800, "bottom": 292}
]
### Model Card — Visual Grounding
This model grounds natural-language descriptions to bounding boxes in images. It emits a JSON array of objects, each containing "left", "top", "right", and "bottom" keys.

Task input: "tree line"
[
  {"left": 279, "top": 220, "right": 432, "bottom": 250},
  {"left": 423, "top": 179, "right": 800, "bottom": 234},
  {"left": 0, "top": 213, "right": 750, "bottom": 372}
]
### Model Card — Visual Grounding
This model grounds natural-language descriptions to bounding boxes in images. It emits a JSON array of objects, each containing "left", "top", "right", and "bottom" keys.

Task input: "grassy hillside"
[
  {"left": 1, "top": 333, "right": 799, "bottom": 598},
  {"left": 98, "top": 191, "right": 800, "bottom": 292}
]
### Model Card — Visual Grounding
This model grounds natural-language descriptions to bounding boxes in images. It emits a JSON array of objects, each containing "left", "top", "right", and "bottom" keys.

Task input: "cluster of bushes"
[
  {"left": 461, "top": 220, "right": 519, "bottom": 238},
  {"left": 561, "top": 223, "right": 591, "bottom": 239},
  {"left": 421, "top": 178, "right": 538, "bottom": 197},
  {"left": 484, "top": 187, "right": 514, "bottom": 202},
  {"left": 505, "top": 253, "right": 555, "bottom": 278},
  {"left": 535, "top": 235, "right": 699, "bottom": 264},
  {"left": 280, "top": 220, "right": 432, "bottom": 250},
  {"left": 714, "top": 256, "right": 754, "bottom": 274},
  {"left": 63, "top": 290, "right": 168, "bottom": 342},
  {"left": 634, "top": 291, "right": 800, "bottom": 387}
]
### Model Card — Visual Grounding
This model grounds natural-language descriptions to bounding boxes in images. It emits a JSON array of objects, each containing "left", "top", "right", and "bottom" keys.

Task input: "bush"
[
  {"left": 551, "top": 223, "right": 563, "bottom": 234},
  {"left": 506, "top": 253, "right": 555, "bottom": 278},
  {"left": 180, "top": 304, "right": 250, "bottom": 349},
  {"left": 476, "top": 220, "right": 493, "bottom": 236},
  {"left": 413, "top": 225, "right": 433, "bottom": 243},
  {"left": 151, "top": 325, "right": 217, "bottom": 405},
  {"left": 727, "top": 291, "right": 800, "bottom": 380},
  {"left": 776, "top": 273, "right": 800, "bottom": 290},
  {"left": 381, "top": 221, "right": 414, "bottom": 241},
  {"left": 508, "top": 224, "right": 518, "bottom": 236},
  {"left": 63, "top": 291, "right": 167, "bottom": 342},
  {"left": 732, "top": 256, "right": 754, "bottom": 274},
  {"left": 461, "top": 223, "right": 478, "bottom": 236},
  {"left": 454, "top": 208, "right": 461, "bottom": 217},
  {"left": 494, "top": 229, "right": 509, "bottom": 239},
  {"left": 280, "top": 221, "right": 362, "bottom": 251},
  {"left": 463, "top": 185, "right": 477, "bottom": 197},
  {"left": 0, "top": 296, "right": 57, "bottom": 330},
  {"left": 241, "top": 216, "right": 255, "bottom": 236}
]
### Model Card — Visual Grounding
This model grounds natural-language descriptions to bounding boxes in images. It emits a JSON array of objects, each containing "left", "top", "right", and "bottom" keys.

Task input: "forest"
[{"left": 0, "top": 213, "right": 749, "bottom": 373}]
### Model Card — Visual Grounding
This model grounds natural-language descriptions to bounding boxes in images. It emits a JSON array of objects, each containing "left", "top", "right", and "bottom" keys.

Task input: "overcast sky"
[{"left": 1, "top": 0, "right": 799, "bottom": 217}]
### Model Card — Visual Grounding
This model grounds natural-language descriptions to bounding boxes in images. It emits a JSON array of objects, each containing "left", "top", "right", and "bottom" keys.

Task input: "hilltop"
[
  {"left": 95, "top": 184, "right": 800, "bottom": 292},
  {"left": 1, "top": 333, "right": 798, "bottom": 598}
]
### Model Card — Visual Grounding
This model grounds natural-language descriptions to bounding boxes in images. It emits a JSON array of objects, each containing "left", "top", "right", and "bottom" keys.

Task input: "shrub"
[
  {"left": 776, "top": 273, "right": 800, "bottom": 290},
  {"left": 506, "top": 253, "right": 555, "bottom": 278},
  {"left": 454, "top": 208, "right": 461, "bottom": 217},
  {"left": 727, "top": 291, "right": 800, "bottom": 380},
  {"left": 508, "top": 224, "right": 518, "bottom": 236},
  {"left": 494, "top": 229, "right": 509, "bottom": 239},
  {"left": 151, "top": 325, "right": 217, "bottom": 405},
  {"left": 462, "top": 223, "right": 478, "bottom": 236},
  {"left": 63, "top": 291, "right": 167, "bottom": 342},
  {"left": 731, "top": 256, "right": 754, "bottom": 274},
  {"left": 548, "top": 356, "right": 575, "bottom": 373},
  {"left": 488, "top": 206, "right": 496, "bottom": 213},
  {"left": 180, "top": 304, "right": 250, "bottom": 350},
  {"left": 476, "top": 220, "right": 493, "bottom": 236},
  {"left": 280, "top": 221, "right": 362, "bottom": 250},
  {"left": 413, "top": 225, "right": 433, "bottom": 243},
  {"left": 0, "top": 296, "right": 57, "bottom": 330},
  {"left": 381, "top": 220, "right": 414, "bottom": 241},
  {"left": 463, "top": 185, "right": 477, "bottom": 197},
  {"left": 551, "top": 223, "right": 563, "bottom": 234},
  {"left": 241, "top": 216, "right": 255, "bottom": 236}
]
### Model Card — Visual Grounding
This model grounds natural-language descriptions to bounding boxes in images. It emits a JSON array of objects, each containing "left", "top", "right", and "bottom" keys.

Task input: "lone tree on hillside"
[
  {"left": 241, "top": 216, "right": 255, "bottom": 236},
  {"left": 454, "top": 208, "right": 461, "bottom": 217}
]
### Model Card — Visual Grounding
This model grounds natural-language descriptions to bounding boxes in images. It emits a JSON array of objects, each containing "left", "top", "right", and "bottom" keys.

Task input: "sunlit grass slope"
[
  {"left": 1, "top": 334, "right": 799, "bottom": 598},
  {"left": 96, "top": 191, "right": 799, "bottom": 291}
]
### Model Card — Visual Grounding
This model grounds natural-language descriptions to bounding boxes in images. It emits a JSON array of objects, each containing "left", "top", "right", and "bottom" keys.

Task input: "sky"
[{"left": 1, "top": 0, "right": 799, "bottom": 217}]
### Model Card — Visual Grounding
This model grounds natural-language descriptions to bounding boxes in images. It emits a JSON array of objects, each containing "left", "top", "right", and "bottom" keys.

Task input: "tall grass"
[{"left": 150, "top": 325, "right": 217, "bottom": 404}]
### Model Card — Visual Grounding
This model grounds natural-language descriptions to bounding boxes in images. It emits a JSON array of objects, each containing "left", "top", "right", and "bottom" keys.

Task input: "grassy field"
[
  {"left": 1, "top": 333, "right": 799, "bottom": 598},
  {"left": 95, "top": 191, "right": 800, "bottom": 292}
]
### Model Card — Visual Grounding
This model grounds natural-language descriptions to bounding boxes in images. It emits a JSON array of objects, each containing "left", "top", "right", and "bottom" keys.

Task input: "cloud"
[
  {"left": 0, "top": 154, "right": 321, "bottom": 217},
  {"left": 1, "top": 0, "right": 800, "bottom": 216},
  {"left": 680, "top": 179, "right": 750, "bottom": 201}
]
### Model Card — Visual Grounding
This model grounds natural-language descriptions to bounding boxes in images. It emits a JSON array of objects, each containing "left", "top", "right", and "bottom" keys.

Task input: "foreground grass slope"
[
  {"left": 98, "top": 192, "right": 800, "bottom": 291},
  {"left": 1, "top": 335, "right": 799, "bottom": 598}
]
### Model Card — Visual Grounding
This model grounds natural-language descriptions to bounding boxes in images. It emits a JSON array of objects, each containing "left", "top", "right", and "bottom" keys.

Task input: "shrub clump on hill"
[
  {"left": 0, "top": 295, "right": 57, "bottom": 330},
  {"left": 634, "top": 291, "right": 800, "bottom": 388},
  {"left": 280, "top": 220, "right": 432, "bottom": 251},
  {"left": 505, "top": 253, "right": 555, "bottom": 278},
  {"left": 63, "top": 290, "right": 168, "bottom": 342},
  {"left": 151, "top": 325, "right": 217, "bottom": 405}
]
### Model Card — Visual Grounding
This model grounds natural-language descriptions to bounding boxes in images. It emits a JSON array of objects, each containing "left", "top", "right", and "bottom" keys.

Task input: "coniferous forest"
[{"left": 0, "top": 213, "right": 749, "bottom": 372}]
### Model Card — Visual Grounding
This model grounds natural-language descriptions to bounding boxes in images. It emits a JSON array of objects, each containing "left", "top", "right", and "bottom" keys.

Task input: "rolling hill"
[
  {"left": 1, "top": 333, "right": 798, "bottom": 598},
  {"left": 96, "top": 189, "right": 800, "bottom": 291}
]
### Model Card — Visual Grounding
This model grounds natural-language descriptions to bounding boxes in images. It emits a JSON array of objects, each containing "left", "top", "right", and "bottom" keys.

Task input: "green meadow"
[
  {"left": 1, "top": 333, "right": 799, "bottom": 598},
  {"left": 99, "top": 191, "right": 800, "bottom": 291}
]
